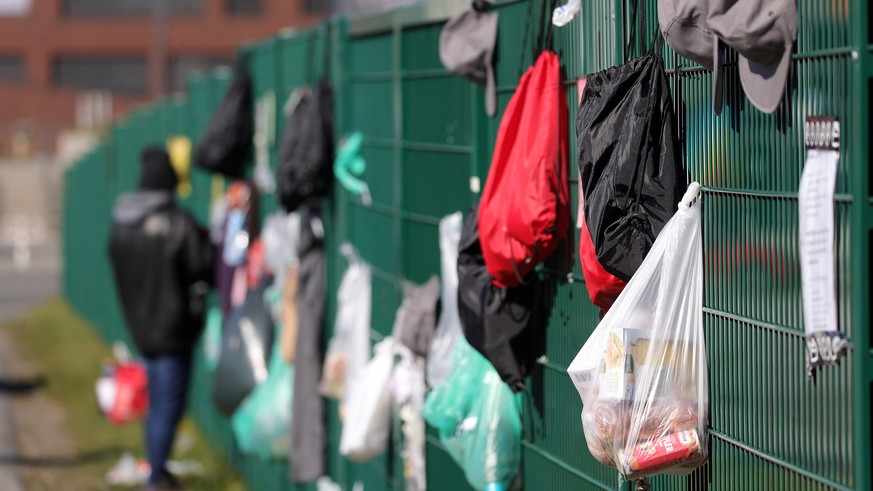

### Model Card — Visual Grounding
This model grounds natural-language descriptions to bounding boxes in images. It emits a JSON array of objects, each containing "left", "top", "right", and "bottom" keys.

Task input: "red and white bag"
[{"left": 108, "top": 363, "right": 149, "bottom": 425}]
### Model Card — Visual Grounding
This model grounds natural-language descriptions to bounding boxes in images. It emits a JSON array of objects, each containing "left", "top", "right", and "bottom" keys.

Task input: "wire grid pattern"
[{"left": 60, "top": 1, "right": 871, "bottom": 490}]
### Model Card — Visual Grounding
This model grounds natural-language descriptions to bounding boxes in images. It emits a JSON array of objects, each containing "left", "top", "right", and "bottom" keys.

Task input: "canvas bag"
[
  {"left": 194, "top": 59, "right": 254, "bottom": 177},
  {"left": 478, "top": 49, "right": 570, "bottom": 288},
  {"left": 577, "top": 6, "right": 685, "bottom": 282}
]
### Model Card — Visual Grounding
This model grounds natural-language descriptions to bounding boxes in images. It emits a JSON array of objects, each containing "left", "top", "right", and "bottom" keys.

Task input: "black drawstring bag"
[
  {"left": 577, "top": 17, "right": 685, "bottom": 282},
  {"left": 277, "top": 30, "right": 335, "bottom": 212},
  {"left": 456, "top": 202, "right": 545, "bottom": 393},
  {"left": 194, "top": 59, "right": 254, "bottom": 178}
]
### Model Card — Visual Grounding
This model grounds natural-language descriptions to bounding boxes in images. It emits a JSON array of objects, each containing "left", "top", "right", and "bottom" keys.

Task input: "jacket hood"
[{"left": 113, "top": 191, "right": 175, "bottom": 225}]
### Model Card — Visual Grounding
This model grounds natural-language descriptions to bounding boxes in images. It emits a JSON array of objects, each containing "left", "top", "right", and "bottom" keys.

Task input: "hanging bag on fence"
[
  {"left": 477, "top": 1, "right": 569, "bottom": 288},
  {"left": 578, "top": 176, "right": 627, "bottom": 311},
  {"left": 423, "top": 340, "right": 522, "bottom": 491},
  {"left": 278, "top": 28, "right": 336, "bottom": 212},
  {"left": 567, "top": 183, "right": 708, "bottom": 479},
  {"left": 393, "top": 276, "right": 441, "bottom": 358},
  {"left": 320, "top": 245, "right": 371, "bottom": 400},
  {"left": 426, "top": 212, "right": 464, "bottom": 388},
  {"left": 577, "top": 0, "right": 685, "bottom": 282},
  {"left": 194, "top": 59, "right": 254, "bottom": 177},
  {"left": 232, "top": 326, "right": 295, "bottom": 459},
  {"left": 339, "top": 338, "right": 396, "bottom": 462},
  {"left": 457, "top": 203, "right": 545, "bottom": 393},
  {"left": 212, "top": 281, "right": 275, "bottom": 415}
]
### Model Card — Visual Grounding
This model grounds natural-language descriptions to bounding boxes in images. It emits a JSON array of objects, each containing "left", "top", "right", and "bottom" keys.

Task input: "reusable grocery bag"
[
  {"left": 423, "top": 340, "right": 521, "bottom": 491},
  {"left": 567, "top": 183, "right": 707, "bottom": 479},
  {"left": 320, "top": 245, "right": 371, "bottom": 400},
  {"left": 232, "top": 329, "right": 294, "bottom": 459},
  {"left": 339, "top": 338, "right": 396, "bottom": 462}
]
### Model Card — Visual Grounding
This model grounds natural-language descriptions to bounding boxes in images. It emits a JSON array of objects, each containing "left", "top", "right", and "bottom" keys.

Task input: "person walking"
[{"left": 108, "top": 147, "right": 214, "bottom": 491}]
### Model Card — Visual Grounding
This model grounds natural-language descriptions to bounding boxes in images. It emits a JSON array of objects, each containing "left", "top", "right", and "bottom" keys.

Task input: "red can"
[{"left": 625, "top": 429, "right": 700, "bottom": 473}]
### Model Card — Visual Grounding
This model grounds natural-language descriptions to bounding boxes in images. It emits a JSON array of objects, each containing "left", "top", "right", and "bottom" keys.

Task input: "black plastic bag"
[
  {"left": 456, "top": 203, "right": 545, "bottom": 393},
  {"left": 212, "top": 282, "right": 274, "bottom": 415},
  {"left": 577, "top": 33, "right": 684, "bottom": 282},
  {"left": 277, "top": 78, "right": 335, "bottom": 212},
  {"left": 194, "top": 60, "right": 254, "bottom": 178}
]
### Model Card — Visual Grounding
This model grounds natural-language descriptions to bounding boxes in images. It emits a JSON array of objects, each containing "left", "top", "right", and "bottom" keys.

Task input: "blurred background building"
[{"left": 0, "top": 0, "right": 324, "bottom": 159}]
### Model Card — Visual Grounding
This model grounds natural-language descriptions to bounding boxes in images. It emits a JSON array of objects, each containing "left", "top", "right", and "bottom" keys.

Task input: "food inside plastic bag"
[
  {"left": 568, "top": 183, "right": 708, "bottom": 479},
  {"left": 340, "top": 337, "right": 396, "bottom": 462},
  {"left": 423, "top": 340, "right": 521, "bottom": 490},
  {"left": 321, "top": 245, "right": 371, "bottom": 400}
]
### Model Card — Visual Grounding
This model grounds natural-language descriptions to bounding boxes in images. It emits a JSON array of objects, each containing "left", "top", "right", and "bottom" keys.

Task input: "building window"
[
  {"left": 54, "top": 57, "right": 148, "bottom": 95},
  {"left": 170, "top": 57, "right": 231, "bottom": 92},
  {"left": 0, "top": 56, "right": 24, "bottom": 83},
  {"left": 227, "top": 0, "right": 262, "bottom": 15},
  {"left": 63, "top": 0, "right": 201, "bottom": 16}
]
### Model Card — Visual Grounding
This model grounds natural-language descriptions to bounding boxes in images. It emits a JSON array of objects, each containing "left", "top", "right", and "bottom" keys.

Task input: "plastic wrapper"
[
  {"left": 339, "top": 338, "right": 396, "bottom": 462},
  {"left": 426, "top": 212, "right": 463, "bottom": 388},
  {"left": 568, "top": 184, "right": 708, "bottom": 479},
  {"left": 423, "top": 340, "right": 521, "bottom": 491},
  {"left": 232, "top": 330, "right": 294, "bottom": 459},
  {"left": 320, "top": 245, "right": 371, "bottom": 400}
]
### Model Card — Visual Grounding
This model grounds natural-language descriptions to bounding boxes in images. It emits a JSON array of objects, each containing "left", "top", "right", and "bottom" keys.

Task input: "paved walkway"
[{"left": 0, "top": 160, "right": 61, "bottom": 491}]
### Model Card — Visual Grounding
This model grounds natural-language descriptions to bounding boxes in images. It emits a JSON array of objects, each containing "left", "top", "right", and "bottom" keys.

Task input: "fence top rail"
[{"left": 348, "top": 0, "right": 469, "bottom": 36}]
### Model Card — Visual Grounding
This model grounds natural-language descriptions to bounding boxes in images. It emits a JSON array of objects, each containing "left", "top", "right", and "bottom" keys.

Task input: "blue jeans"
[{"left": 144, "top": 352, "right": 192, "bottom": 485}]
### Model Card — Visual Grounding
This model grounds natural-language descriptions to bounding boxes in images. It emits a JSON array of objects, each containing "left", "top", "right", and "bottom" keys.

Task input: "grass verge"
[{"left": 0, "top": 298, "right": 247, "bottom": 491}]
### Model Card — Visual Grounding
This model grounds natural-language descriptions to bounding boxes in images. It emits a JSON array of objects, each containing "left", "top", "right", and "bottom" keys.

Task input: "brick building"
[{"left": 0, "top": 0, "right": 321, "bottom": 155}]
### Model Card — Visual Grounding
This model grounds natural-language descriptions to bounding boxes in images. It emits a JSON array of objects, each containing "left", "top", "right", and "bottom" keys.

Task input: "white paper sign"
[
  {"left": 798, "top": 148, "right": 839, "bottom": 335},
  {"left": 798, "top": 126, "right": 846, "bottom": 379}
]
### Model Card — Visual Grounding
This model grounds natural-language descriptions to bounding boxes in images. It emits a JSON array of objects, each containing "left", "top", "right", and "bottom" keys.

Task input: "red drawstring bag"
[
  {"left": 578, "top": 189, "right": 627, "bottom": 311},
  {"left": 108, "top": 363, "right": 149, "bottom": 425},
  {"left": 478, "top": 50, "right": 570, "bottom": 287}
]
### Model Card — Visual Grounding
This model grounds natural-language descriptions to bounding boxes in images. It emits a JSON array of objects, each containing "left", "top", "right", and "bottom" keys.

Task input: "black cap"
[{"left": 139, "top": 146, "right": 178, "bottom": 191}]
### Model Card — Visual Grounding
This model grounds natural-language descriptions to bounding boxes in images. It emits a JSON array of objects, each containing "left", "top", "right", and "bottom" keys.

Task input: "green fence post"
[{"left": 850, "top": 0, "right": 872, "bottom": 490}]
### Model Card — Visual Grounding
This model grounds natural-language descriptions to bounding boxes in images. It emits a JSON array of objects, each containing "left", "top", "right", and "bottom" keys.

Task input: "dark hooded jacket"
[{"left": 108, "top": 191, "right": 214, "bottom": 356}]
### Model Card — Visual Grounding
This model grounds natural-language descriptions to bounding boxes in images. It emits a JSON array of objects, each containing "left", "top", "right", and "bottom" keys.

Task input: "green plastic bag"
[
  {"left": 231, "top": 336, "right": 294, "bottom": 459},
  {"left": 203, "top": 307, "right": 222, "bottom": 371},
  {"left": 423, "top": 340, "right": 521, "bottom": 490}
]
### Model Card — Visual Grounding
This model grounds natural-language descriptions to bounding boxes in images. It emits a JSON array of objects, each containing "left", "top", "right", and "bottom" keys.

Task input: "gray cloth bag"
[
  {"left": 290, "top": 208, "right": 326, "bottom": 482},
  {"left": 393, "top": 276, "right": 441, "bottom": 358}
]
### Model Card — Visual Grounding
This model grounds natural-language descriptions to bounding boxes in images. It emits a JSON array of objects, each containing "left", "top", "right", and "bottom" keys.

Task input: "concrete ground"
[{"left": 0, "top": 159, "right": 61, "bottom": 490}]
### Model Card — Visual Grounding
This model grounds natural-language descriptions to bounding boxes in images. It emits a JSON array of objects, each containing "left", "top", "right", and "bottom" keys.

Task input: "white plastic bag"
[
  {"left": 426, "top": 212, "right": 463, "bottom": 388},
  {"left": 340, "top": 337, "right": 396, "bottom": 462},
  {"left": 321, "top": 244, "right": 372, "bottom": 400},
  {"left": 568, "top": 183, "right": 708, "bottom": 479},
  {"left": 552, "top": 0, "right": 581, "bottom": 27}
]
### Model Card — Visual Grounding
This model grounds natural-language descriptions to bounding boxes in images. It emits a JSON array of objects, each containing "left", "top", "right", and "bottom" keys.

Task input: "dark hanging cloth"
[{"left": 290, "top": 206, "right": 327, "bottom": 482}]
